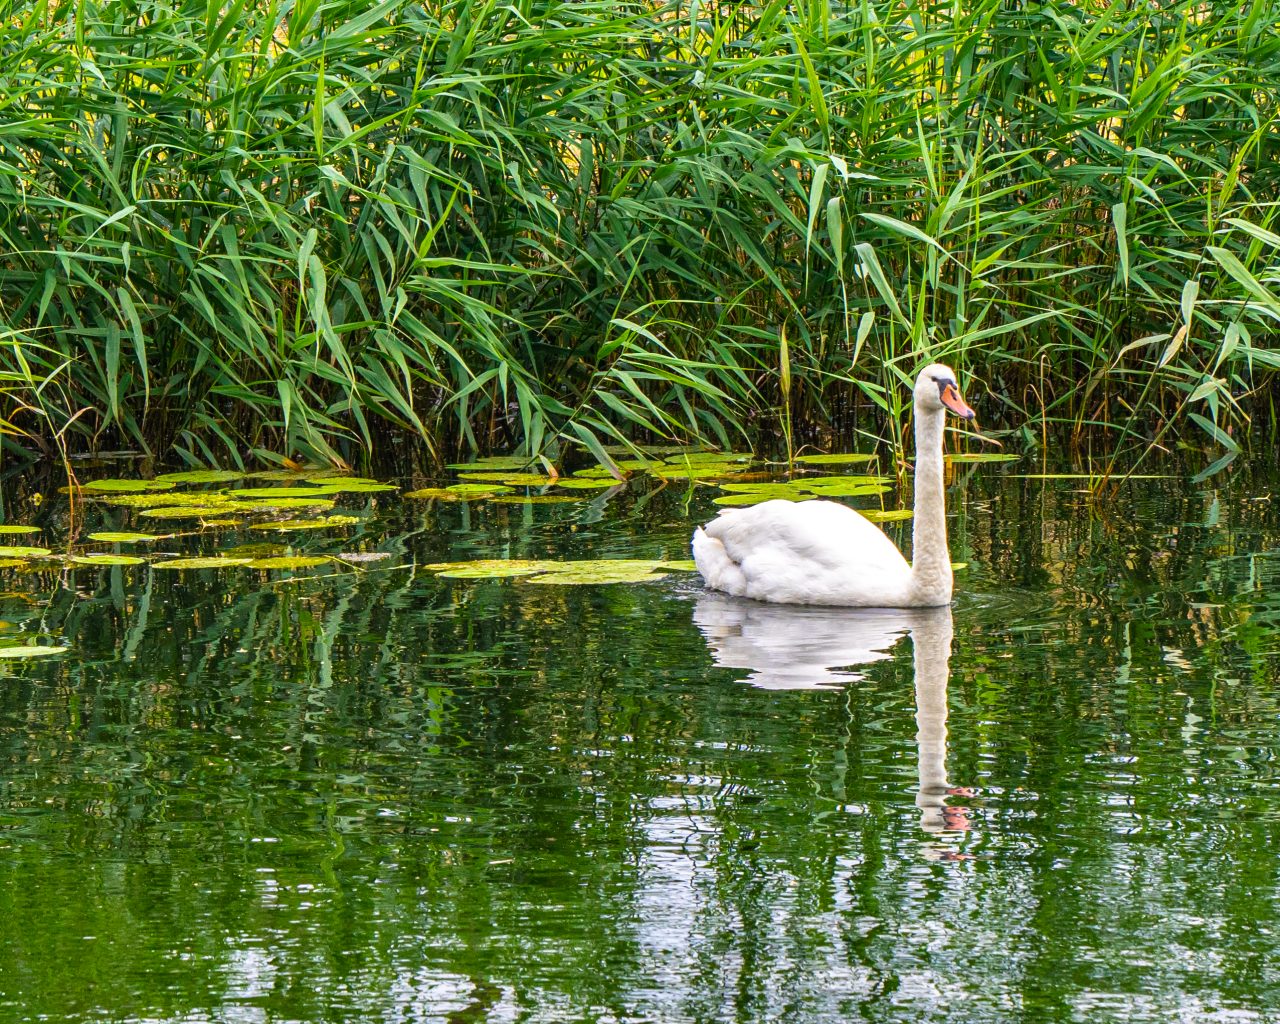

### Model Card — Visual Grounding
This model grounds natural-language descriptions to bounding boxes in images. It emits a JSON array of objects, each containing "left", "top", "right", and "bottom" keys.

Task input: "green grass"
[{"left": 1, "top": 0, "right": 1278, "bottom": 472}]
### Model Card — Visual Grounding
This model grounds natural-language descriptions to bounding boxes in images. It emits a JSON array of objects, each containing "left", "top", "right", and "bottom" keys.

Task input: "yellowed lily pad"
[
  {"left": 860, "top": 509, "right": 913, "bottom": 522},
  {"left": 155, "top": 469, "right": 245, "bottom": 484},
  {"left": 424, "top": 559, "right": 559, "bottom": 578},
  {"left": 945, "top": 453, "right": 1019, "bottom": 463},
  {"left": 0, "top": 645, "right": 67, "bottom": 659},
  {"left": 140, "top": 506, "right": 243, "bottom": 520},
  {"left": 424, "top": 558, "right": 688, "bottom": 585},
  {"left": 80, "top": 479, "right": 176, "bottom": 493},
  {"left": 246, "top": 556, "right": 333, "bottom": 570},
  {"left": 70, "top": 554, "right": 147, "bottom": 566},
  {"left": 0, "top": 559, "right": 32, "bottom": 569},
  {"left": 88, "top": 532, "right": 163, "bottom": 543},
  {"left": 522, "top": 565, "right": 670, "bottom": 585},
  {"left": 152, "top": 557, "right": 254, "bottom": 570},
  {"left": 0, "top": 525, "right": 40, "bottom": 535},
  {"left": 455, "top": 472, "right": 550, "bottom": 486},
  {"left": 102, "top": 492, "right": 232, "bottom": 508},
  {"left": 0, "top": 546, "right": 52, "bottom": 558}
]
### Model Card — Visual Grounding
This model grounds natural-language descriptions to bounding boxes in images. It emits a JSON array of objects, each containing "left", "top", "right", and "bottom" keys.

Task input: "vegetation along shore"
[{"left": 1, "top": 0, "right": 1277, "bottom": 475}]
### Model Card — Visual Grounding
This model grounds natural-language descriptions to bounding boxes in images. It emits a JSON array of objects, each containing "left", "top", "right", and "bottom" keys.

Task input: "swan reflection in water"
[{"left": 693, "top": 593, "right": 974, "bottom": 840}]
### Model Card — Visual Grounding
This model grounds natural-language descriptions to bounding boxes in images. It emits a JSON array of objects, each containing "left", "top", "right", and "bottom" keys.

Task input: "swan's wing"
[{"left": 695, "top": 499, "right": 911, "bottom": 605}]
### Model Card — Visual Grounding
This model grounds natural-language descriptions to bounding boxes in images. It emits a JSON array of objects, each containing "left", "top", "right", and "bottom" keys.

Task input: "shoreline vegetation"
[{"left": 1, "top": 0, "right": 1278, "bottom": 476}]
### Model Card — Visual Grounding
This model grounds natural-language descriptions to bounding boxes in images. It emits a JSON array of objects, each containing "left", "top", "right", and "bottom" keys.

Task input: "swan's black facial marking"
[{"left": 931, "top": 375, "right": 956, "bottom": 399}]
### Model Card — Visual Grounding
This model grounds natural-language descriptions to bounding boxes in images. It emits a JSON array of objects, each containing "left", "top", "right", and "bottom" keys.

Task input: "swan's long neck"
[{"left": 908, "top": 405, "right": 953, "bottom": 606}]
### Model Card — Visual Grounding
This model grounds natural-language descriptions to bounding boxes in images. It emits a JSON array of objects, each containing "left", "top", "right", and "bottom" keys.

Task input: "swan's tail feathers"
[{"left": 692, "top": 526, "right": 747, "bottom": 597}]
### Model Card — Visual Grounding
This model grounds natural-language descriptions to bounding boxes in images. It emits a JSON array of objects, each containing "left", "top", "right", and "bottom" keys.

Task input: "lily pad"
[
  {"left": 649, "top": 464, "right": 751, "bottom": 480},
  {"left": 712, "top": 493, "right": 816, "bottom": 507},
  {"left": 102, "top": 492, "right": 233, "bottom": 508},
  {"left": 801, "top": 482, "right": 893, "bottom": 497},
  {"left": 424, "top": 559, "right": 559, "bottom": 578},
  {"left": 0, "top": 645, "right": 67, "bottom": 659},
  {"left": 0, "top": 546, "right": 52, "bottom": 558},
  {"left": 69, "top": 554, "right": 147, "bottom": 566},
  {"left": 860, "top": 509, "right": 913, "bottom": 522},
  {"left": 424, "top": 558, "right": 688, "bottom": 585},
  {"left": 0, "top": 559, "right": 32, "bottom": 569},
  {"left": 155, "top": 469, "right": 246, "bottom": 484},
  {"left": 310, "top": 479, "right": 397, "bottom": 493},
  {"left": 140, "top": 506, "right": 243, "bottom": 520},
  {"left": 663, "top": 451, "right": 754, "bottom": 464},
  {"left": 794, "top": 453, "right": 878, "bottom": 465},
  {"left": 0, "top": 525, "right": 40, "bottom": 535},
  {"left": 455, "top": 472, "right": 551, "bottom": 486},
  {"left": 229, "top": 486, "right": 338, "bottom": 499},
  {"left": 80, "top": 479, "right": 177, "bottom": 493},
  {"left": 152, "top": 557, "right": 254, "bottom": 570},
  {"left": 945, "top": 453, "right": 1020, "bottom": 463},
  {"left": 249, "top": 516, "right": 361, "bottom": 531},
  {"left": 522, "top": 565, "right": 670, "bottom": 585},
  {"left": 233, "top": 498, "right": 337, "bottom": 511},
  {"left": 88, "top": 532, "right": 163, "bottom": 543},
  {"left": 246, "top": 556, "right": 333, "bottom": 570}
]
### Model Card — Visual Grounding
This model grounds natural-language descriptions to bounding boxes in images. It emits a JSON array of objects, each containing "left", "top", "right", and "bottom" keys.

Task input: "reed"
[{"left": 1, "top": 0, "right": 1277, "bottom": 470}]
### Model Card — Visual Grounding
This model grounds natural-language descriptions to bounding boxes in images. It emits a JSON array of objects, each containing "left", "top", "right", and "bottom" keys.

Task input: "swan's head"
[{"left": 914, "top": 363, "right": 975, "bottom": 419}]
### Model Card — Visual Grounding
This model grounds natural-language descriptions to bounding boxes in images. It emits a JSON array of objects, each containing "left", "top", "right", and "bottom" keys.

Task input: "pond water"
[{"left": 1, "top": 457, "right": 1279, "bottom": 1023}]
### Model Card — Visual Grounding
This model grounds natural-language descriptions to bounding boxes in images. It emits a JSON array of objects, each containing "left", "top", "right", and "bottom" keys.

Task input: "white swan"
[{"left": 692, "top": 363, "right": 975, "bottom": 607}]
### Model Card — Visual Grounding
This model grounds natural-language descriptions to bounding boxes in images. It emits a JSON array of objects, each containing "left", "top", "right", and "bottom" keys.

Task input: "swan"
[{"left": 691, "top": 363, "right": 975, "bottom": 607}]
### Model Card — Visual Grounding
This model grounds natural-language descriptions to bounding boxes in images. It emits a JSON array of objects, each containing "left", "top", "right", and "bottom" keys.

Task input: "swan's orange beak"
[{"left": 940, "top": 383, "right": 976, "bottom": 420}]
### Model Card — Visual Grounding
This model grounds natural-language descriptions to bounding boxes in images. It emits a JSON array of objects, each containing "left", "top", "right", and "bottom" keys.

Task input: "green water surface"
[{"left": 1, "top": 462, "right": 1279, "bottom": 1023}]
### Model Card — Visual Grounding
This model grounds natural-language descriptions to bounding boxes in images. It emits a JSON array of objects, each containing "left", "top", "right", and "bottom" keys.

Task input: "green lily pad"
[
  {"left": 79, "top": 479, "right": 177, "bottom": 493},
  {"left": 794, "top": 453, "right": 878, "bottom": 465},
  {"left": 310, "top": 480, "right": 397, "bottom": 493},
  {"left": 152, "top": 557, "right": 254, "bottom": 570},
  {"left": 140, "top": 506, "right": 243, "bottom": 520},
  {"left": 228, "top": 486, "right": 337, "bottom": 499},
  {"left": 0, "top": 645, "right": 67, "bottom": 659},
  {"left": 522, "top": 565, "right": 670, "bottom": 585},
  {"left": 69, "top": 554, "right": 147, "bottom": 566},
  {"left": 945, "top": 453, "right": 1020, "bottom": 463},
  {"left": 801, "top": 482, "right": 893, "bottom": 497},
  {"left": 445, "top": 456, "right": 538, "bottom": 471},
  {"left": 571, "top": 466, "right": 630, "bottom": 479},
  {"left": 424, "top": 559, "right": 559, "bottom": 578},
  {"left": 102, "top": 492, "right": 232, "bottom": 508},
  {"left": 0, "top": 546, "right": 52, "bottom": 558},
  {"left": 155, "top": 469, "right": 246, "bottom": 484},
  {"left": 246, "top": 556, "right": 333, "bottom": 570},
  {"left": 0, "top": 559, "right": 32, "bottom": 569},
  {"left": 860, "top": 509, "right": 913, "bottom": 522},
  {"left": 712, "top": 493, "right": 816, "bottom": 507},
  {"left": 88, "top": 532, "right": 163, "bottom": 543},
  {"left": 234, "top": 498, "right": 337, "bottom": 511},
  {"left": 650, "top": 464, "right": 751, "bottom": 480},
  {"left": 249, "top": 516, "right": 361, "bottom": 531},
  {"left": 455, "top": 472, "right": 551, "bottom": 486},
  {"left": 0, "top": 525, "right": 40, "bottom": 535}
]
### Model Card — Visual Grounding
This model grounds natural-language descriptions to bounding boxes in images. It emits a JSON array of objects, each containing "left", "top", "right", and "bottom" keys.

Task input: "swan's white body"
[{"left": 692, "top": 364, "right": 972, "bottom": 608}]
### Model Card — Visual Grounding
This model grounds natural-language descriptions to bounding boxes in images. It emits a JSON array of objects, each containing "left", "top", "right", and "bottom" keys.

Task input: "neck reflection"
[{"left": 693, "top": 594, "right": 972, "bottom": 840}]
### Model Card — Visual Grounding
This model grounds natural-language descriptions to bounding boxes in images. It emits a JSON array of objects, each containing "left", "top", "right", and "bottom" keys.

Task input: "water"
[{"left": 2, "top": 462, "right": 1280, "bottom": 1023}]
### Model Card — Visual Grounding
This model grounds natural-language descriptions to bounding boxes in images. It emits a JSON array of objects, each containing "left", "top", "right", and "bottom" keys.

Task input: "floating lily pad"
[
  {"left": 455, "top": 472, "right": 551, "bottom": 486},
  {"left": 663, "top": 451, "right": 753, "bottom": 464},
  {"left": 945, "top": 453, "right": 1020, "bottom": 463},
  {"left": 221, "top": 543, "right": 287, "bottom": 557},
  {"left": 521, "top": 565, "right": 670, "bottom": 585},
  {"left": 80, "top": 479, "right": 177, "bottom": 493},
  {"left": 794, "top": 453, "right": 878, "bottom": 465},
  {"left": 571, "top": 466, "right": 629, "bottom": 479},
  {"left": 801, "top": 482, "right": 893, "bottom": 497},
  {"left": 228, "top": 486, "right": 337, "bottom": 499},
  {"left": 102, "top": 492, "right": 232, "bottom": 508},
  {"left": 197, "top": 519, "right": 242, "bottom": 528},
  {"left": 860, "top": 509, "right": 913, "bottom": 522},
  {"left": 712, "top": 493, "right": 817, "bottom": 507},
  {"left": 437, "top": 564, "right": 554, "bottom": 579},
  {"left": 233, "top": 498, "right": 337, "bottom": 511},
  {"left": 155, "top": 469, "right": 246, "bottom": 484},
  {"left": 69, "top": 554, "right": 147, "bottom": 566},
  {"left": 424, "top": 558, "right": 559, "bottom": 578},
  {"left": 0, "top": 559, "right": 32, "bottom": 569},
  {"left": 662, "top": 560, "right": 699, "bottom": 571},
  {"left": 140, "top": 506, "right": 243, "bottom": 520},
  {"left": 0, "top": 546, "right": 52, "bottom": 558},
  {"left": 0, "top": 645, "right": 67, "bottom": 659},
  {"left": 0, "top": 525, "right": 40, "bottom": 535},
  {"left": 152, "top": 557, "right": 254, "bottom": 570},
  {"left": 951, "top": 562, "right": 968, "bottom": 570},
  {"left": 246, "top": 556, "right": 333, "bottom": 570},
  {"left": 310, "top": 479, "right": 397, "bottom": 493},
  {"left": 445, "top": 456, "right": 538, "bottom": 471},
  {"left": 88, "top": 532, "right": 163, "bottom": 543},
  {"left": 249, "top": 516, "right": 361, "bottom": 531}
]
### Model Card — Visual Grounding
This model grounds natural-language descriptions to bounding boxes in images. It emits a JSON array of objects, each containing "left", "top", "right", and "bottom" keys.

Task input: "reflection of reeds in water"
[{"left": 694, "top": 595, "right": 972, "bottom": 840}]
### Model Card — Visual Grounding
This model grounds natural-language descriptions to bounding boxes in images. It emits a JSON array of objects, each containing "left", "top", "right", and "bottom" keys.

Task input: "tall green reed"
[{"left": 0, "top": 0, "right": 1276, "bottom": 470}]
